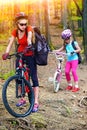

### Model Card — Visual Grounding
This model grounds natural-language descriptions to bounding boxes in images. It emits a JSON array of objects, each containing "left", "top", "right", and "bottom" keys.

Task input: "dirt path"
[
  {"left": 38, "top": 53, "right": 87, "bottom": 130},
  {"left": 0, "top": 53, "right": 87, "bottom": 130}
]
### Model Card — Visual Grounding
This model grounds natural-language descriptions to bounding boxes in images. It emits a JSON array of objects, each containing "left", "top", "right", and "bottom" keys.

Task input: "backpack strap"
[
  {"left": 64, "top": 43, "right": 67, "bottom": 53},
  {"left": 71, "top": 41, "right": 77, "bottom": 50},
  {"left": 65, "top": 41, "right": 76, "bottom": 53},
  {"left": 35, "top": 32, "right": 43, "bottom": 42}
]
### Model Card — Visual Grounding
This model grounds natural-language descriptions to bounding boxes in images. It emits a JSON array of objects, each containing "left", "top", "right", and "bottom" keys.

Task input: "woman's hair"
[{"left": 33, "top": 27, "right": 41, "bottom": 35}]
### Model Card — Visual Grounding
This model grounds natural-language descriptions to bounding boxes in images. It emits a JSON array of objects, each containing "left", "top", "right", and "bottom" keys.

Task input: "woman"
[
  {"left": 54, "top": 29, "right": 81, "bottom": 92},
  {"left": 2, "top": 12, "right": 39, "bottom": 112}
]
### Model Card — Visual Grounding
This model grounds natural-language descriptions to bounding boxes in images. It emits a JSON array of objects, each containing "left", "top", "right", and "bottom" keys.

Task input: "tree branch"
[{"left": 73, "top": 0, "right": 82, "bottom": 16}]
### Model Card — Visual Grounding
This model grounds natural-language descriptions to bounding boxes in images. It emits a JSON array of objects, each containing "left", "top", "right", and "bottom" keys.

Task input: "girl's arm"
[
  {"left": 53, "top": 46, "right": 64, "bottom": 52},
  {"left": 6, "top": 36, "right": 15, "bottom": 53},
  {"left": 74, "top": 44, "right": 81, "bottom": 53},
  {"left": 57, "top": 46, "right": 64, "bottom": 52}
]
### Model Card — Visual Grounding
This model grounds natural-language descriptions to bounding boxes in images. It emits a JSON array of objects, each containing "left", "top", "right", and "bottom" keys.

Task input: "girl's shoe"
[
  {"left": 65, "top": 85, "right": 73, "bottom": 90},
  {"left": 32, "top": 103, "right": 39, "bottom": 113},
  {"left": 72, "top": 87, "right": 80, "bottom": 92},
  {"left": 16, "top": 99, "right": 26, "bottom": 107}
]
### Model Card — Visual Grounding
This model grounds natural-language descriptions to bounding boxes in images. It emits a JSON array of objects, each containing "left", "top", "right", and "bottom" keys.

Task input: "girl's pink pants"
[{"left": 65, "top": 60, "right": 78, "bottom": 82}]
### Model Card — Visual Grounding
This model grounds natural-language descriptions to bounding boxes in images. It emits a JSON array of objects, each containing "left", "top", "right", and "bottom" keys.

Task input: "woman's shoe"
[
  {"left": 16, "top": 99, "right": 26, "bottom": 107},
  {"left": 32, "top": 103, "right": 39, "bottom": 113}
]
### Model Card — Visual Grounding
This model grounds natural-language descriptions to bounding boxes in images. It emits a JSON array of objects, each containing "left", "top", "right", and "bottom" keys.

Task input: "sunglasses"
[
  {"left": 19, "top": 23, "right": 27, "bottom": 26},
  {"left": 64, "top": 38, "right": 70, "bottom": 40}
]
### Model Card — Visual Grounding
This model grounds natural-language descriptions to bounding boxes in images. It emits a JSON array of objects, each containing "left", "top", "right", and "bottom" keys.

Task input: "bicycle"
[
  {"left": 2, "top": 52, "right": 34, "bottom": 117},
  {"left": 50, "top": 51, "right": 66, "bottom": 93}
]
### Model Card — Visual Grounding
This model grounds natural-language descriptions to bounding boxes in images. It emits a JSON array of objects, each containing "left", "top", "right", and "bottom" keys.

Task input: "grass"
[{"left": 0, "top": 70, "right": 15, "bottom": 80}]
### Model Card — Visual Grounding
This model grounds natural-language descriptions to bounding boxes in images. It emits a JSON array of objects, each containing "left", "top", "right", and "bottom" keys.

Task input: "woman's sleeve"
[
  {"left": 11, "top": 29, "right": 17, "bottom": 37},
  {"left": 27, "top": 26, "right": 33, "bottom": 32}
]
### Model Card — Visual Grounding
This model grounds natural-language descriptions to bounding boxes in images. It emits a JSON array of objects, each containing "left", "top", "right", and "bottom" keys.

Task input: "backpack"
[
  {"left": 65, "top": 41, "right": 82, "bottom": 64},
  {"left": 34, "top": 28, "right": 49, "bottom": 66},
  {"left": 71, "top": 41, "right": 82, "bottom": 64}
]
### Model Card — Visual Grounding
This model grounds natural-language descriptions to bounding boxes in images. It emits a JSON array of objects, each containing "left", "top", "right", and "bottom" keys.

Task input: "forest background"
[
  {"left": 0, "top": 0, "right": 87, "bottom": 79},
  {"left": 0, "top": 0, "right": 87, "bottom": 130}
]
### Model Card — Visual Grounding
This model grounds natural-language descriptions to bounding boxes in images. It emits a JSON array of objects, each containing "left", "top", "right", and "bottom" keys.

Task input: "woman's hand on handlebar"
[
  {"left": 23, "top": 44, "right": 34, "bottom": 54},
  {"left": 2, "top": 53, "right": 9, "bottom": 60}
]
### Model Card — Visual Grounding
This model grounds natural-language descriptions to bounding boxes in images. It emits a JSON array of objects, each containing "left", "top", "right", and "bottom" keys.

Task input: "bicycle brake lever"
[{"left": 7, "top": 55, "right": 11, "bottom": 59}]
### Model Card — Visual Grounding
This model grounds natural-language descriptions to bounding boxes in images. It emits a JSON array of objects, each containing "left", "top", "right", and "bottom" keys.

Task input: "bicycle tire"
[
  {"left": 2, "top": 75, "right": 34, "bottom": 118},
  {"left": 53, "top": 71, "right": 62, "bottom": 93}
]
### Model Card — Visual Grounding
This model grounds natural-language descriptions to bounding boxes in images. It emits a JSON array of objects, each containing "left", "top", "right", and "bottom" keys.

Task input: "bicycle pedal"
[
  {"left": 17, "top": 95, "right": 22, "bottom": 98},
  {"left": 16, "top": 94, "right": 23, "bottom": 98}
]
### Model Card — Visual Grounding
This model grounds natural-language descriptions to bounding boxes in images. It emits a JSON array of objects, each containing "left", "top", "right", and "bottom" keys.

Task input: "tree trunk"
[
  {"left": 53, "top": 0, "right": 58, "bottom": 18},
  {"left": 82, "top": 0, "right": 87, "bottom": 62},
  {"left": 43, "top": 0, "right": 51, "bottom": 45},
  {"left": 61, "top": 0, "right": 68, "bottom": 29}
]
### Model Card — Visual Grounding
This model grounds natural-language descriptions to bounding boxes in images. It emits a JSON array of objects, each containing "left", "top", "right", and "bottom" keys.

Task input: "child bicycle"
[
  {"left": 50, "top": 51, "right": 66, "bottom": 93},
  {"left": 2, "top": 52, "right": 34, "bottom": 118}
]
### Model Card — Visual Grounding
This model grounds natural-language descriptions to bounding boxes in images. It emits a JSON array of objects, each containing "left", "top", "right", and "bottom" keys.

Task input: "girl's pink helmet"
[{"left": 61, "top": 29, "right": 72, "bottom": 40}]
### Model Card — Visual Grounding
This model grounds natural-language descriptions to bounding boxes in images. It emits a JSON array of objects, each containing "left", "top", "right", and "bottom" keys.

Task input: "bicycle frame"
[{"left": 55, "top": 53, "right": 64, "bottom": 80}]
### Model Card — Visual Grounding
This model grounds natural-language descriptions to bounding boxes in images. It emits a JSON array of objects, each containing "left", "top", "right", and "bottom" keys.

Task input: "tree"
[
  {"left": 72, "top": 0, "right": 82, "bottom": 31},
  {"left": 43, "top": 0, "right": 51, "bottom": 45},
  {"left": 73, "top": 0, "right": 82, "bottom": 16},
  {"left": 82, "top": 0, "right": 87, "bottom": 62},
  {"left": 53, "top": 0, "right": 59, "bottom": 18}
]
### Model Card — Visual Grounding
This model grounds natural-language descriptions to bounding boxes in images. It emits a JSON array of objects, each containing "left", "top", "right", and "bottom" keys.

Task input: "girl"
[{"left": 54, "top": 29, "right": 81, "bottom": 92}]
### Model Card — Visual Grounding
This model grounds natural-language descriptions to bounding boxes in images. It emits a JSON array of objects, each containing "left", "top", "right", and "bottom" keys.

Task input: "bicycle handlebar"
[
  {"left": 55, "top": 52, "right": 66, "bottom": 56},
  {"left": 50, "top": 51, "right": 72, "bottom": 57},
  {"left": 7, "top": 52, "right": 24, "bottom": 59},
  {"left": 7, "top": 47, "right": 35, "bottom": 59},
  {"left": 50, "top": 51, "right": 67, "bottom": 56}
]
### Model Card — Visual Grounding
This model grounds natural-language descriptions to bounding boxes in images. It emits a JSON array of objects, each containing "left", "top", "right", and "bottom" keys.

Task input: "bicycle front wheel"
[
  {"left": 53, "top": 71, "right": 62, "bottom": 93},
  {"left": 2, "top": 75, "right": 34, "bottom": 118}
]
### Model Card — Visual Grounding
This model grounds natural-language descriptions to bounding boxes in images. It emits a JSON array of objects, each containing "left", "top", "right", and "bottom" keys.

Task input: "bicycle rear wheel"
[
  {"left": 2, "top": 75, "right": 34, "bottom": 117},
  {"left": 53, "top": 71, "right": 62, "bottom": 93}
]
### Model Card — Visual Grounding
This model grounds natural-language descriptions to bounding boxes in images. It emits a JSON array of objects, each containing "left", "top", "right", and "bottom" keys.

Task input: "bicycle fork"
[
  {"left": 56, "top": 61, "right": 62, "bottom": 82},
  {"left": 56, "top": 70, "right": 62, "bottom": 82},
  {"left": 16, "top": 79, "right": 25, "bottom": 98},
  {"left": 16, "top": 69, "right": 26, "bottom": 98}
]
